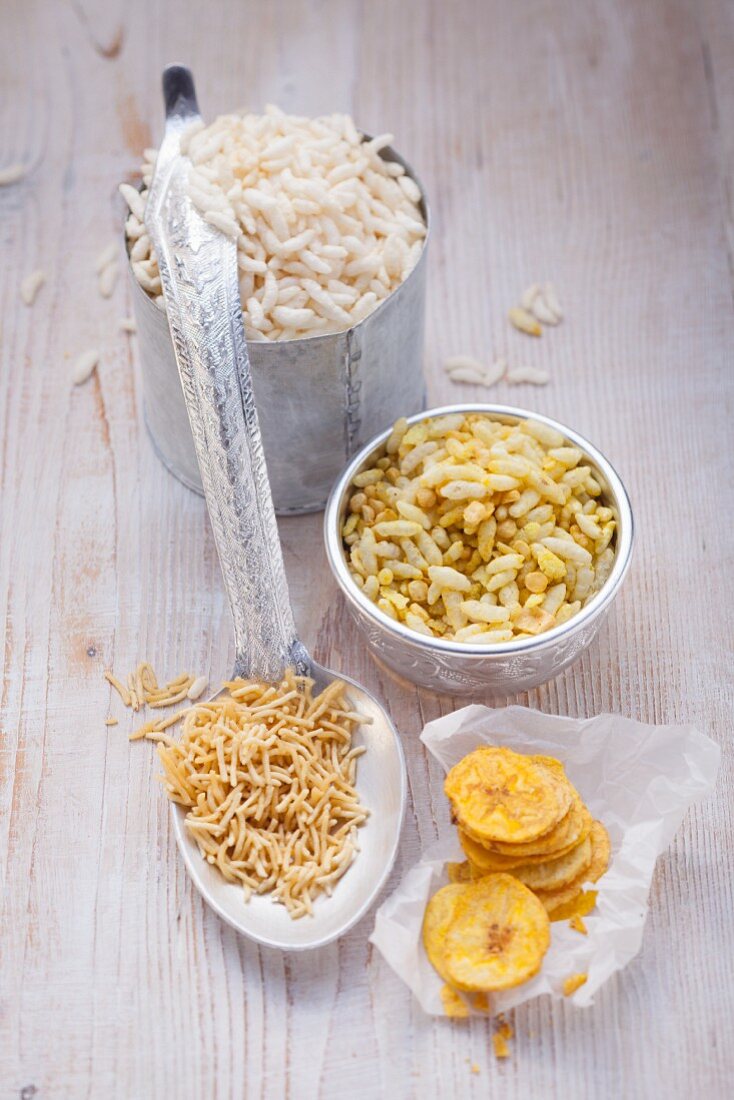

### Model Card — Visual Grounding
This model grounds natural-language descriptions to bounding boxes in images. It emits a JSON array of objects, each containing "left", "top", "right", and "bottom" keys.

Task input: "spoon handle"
[{"left": 145, "top": 65, "right": 308, "bottom": 682}]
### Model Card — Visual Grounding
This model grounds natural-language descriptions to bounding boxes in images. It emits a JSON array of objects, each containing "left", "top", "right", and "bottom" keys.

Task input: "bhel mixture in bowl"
[
  {"left": 121, "top": 104, "right": 427, "bottom": 341},
  {"left": 342, "top": 411, "right": 615, "bottom": 642},
  {"left": 324, "top": 406, "right": 633, "bottom": 694}
]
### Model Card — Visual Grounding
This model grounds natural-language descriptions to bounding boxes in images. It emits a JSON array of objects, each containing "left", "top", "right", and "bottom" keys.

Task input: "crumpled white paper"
[{"left": 370, "top": 706, "right": 720, "bottom": 1016}]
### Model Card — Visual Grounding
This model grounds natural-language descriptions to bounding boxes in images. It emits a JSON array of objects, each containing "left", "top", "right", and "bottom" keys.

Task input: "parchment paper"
[{"left": 370, "top": 706, "right": 719, "bottom": 1015}]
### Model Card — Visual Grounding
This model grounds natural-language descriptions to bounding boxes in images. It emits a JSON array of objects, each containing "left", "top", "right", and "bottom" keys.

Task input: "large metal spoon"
[{"left": 145, "top": 65, "right": 406, "bottom": 950}]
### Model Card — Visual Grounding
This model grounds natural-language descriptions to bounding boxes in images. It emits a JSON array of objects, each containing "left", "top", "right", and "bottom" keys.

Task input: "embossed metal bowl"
[{"left": 324, "top": 404, "right": 634, "bottom": 695}]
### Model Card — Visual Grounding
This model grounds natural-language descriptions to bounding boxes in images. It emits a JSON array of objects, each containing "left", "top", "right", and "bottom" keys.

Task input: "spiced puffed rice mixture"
[{"left": 342, "top": 414, "right": 617, "bottom": 643}]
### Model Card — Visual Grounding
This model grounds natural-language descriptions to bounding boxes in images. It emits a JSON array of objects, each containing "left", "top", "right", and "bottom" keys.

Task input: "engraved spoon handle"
[{"left": 145, "top": 65, "right": 308, "bottom": 681}]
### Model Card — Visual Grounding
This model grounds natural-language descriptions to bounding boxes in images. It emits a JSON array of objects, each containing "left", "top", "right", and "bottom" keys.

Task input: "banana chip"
[
  {"left": 445, "top": 747, "right": 571, "bottom": 845},
  {"left": 549, "top": 890, "right": 598, "bottom": 922},
  {"left": 536, "top": 821, "right": 611, "bottom": 918},
  {"left": 509, "top": 834, "right": 593, "bottom": 893},
  {"left": 433, "top": 746, "right": 612, "bottom": 1005},
  {"left": 584, "top": 819, "right": 611, "bottom": 880},
  {"left": 442, "top": 874, "right": 550, "bottom": 992},
  {"left": 458, "top": 831, "right": 531, "bottom": 871},
  {"left": 463, "top": 796, "right": 592, "bottom": 860},
  {"left": 447, "top": 860, "right": 473, "bottom": 884},
  {"left": 422, "top": 884, "right": 466, "bottom": 983}
]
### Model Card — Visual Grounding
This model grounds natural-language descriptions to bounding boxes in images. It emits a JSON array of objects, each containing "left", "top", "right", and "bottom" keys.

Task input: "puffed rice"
[
  {"left": 121, "top": 106, "right": 425, "bottom": 342},
  {"left": 342, "top": 413, "right": 617, "bottom": 643},
  {"left": 0, "top": 162, "right": 27, "bottom": 185},
  {"left": 20, "top": 269, "right": 46, "bottom": 306}
]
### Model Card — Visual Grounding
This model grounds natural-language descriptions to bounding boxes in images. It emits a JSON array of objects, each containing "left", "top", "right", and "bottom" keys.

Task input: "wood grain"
[{"left": 1, "top": 1, "right": 733, "bottom": 1097}]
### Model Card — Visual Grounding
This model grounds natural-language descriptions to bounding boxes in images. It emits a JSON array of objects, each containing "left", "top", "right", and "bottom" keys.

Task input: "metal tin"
[
  {"left": 324, "top": 404, "right": 635, "bottom": 696},
  {"left": 130, "top": 145, "right": 429, "bottom": 515}
]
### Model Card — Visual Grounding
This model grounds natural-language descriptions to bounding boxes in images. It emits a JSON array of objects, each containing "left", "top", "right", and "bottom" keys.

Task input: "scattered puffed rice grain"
[
  {"left": 187, "top": 675, "right": 208, "bottom": 701},
  {"left": 94, "top": 242, "right": 118, "bottom": 273},
  {"left": 530, "top": 294, "right": 559, "bottom": 325},
  {"left": 448, "top": 367, "right": 490, "bottom": 385},
  {"left": 506, "top": 366, "right": 550, "bottom": 385},
  {"left": 98, "top": 261, "right": 119, "bottom": 299},
  {"left": 20, "top": 269, "right": 46, "bottom": 306},
  {"left": 119, "top": 182, "right": 146, "bottom": 222},
  {"left": 444, "top": 355, "right": 487, "bottom": 375},
  {"left": 543, "top": 282, "right": 563, "bottom": 320},
  {"left": 483, "top": 358, "right": 507, "bottom": 386},
  {"left": 0, "top": 162, "right": 27, "bottom": 185},
  {"left": 508, "top": 307, "right": 542, "bottom": 337},
  {"left": 520, "top": 283, "right": 541, "bottom": 310},
  {"left": 72, "top": 349, "right": 100, "bottom": 386},
  {"left": 118, "top": 317, "right": 137, "bottom": 333}
]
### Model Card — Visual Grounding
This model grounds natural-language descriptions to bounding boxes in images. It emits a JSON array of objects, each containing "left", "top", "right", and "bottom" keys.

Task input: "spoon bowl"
[{"left": 171, "top": 665, "right": 406, "bottom": 950}]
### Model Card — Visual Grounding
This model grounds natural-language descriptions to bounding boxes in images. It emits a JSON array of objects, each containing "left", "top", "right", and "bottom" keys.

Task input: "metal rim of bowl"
[
  {"left": 124, "top": 136, "right": 431, "bottom": 349},
  {"left": 324, "top": 403, "right": 635, "bottom": 659}
]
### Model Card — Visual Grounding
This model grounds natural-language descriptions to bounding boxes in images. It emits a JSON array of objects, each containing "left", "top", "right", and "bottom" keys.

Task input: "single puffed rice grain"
[
  {"left": 506, "top": 366, "right": 550, "bottom": 385},
  {"left": 0, "top": 162, "right": 27, "bottom": 185},
  {"left": 20, "top": 269, "right": 46, "bottom": 306},
  {"left": 72, "top": 349, "right": 100, "bottom": 385}
]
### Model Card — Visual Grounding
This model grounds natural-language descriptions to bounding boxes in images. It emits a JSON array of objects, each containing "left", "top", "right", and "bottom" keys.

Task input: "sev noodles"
[{"left": 156, "top": 670, "right": 369, "bottom": 918}]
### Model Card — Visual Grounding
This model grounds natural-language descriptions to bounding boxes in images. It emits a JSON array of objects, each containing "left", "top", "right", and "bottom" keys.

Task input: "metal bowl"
[{"left": 324, "top": 404, "right": 634, "bottom": 695}]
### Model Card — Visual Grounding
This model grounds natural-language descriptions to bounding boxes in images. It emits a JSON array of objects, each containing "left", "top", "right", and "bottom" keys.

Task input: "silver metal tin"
[
  {"left": 130, "top": 145, "right": 429, "bottom": 515},
  {"left": 324, "top": 404, "right": 634, "bottom": 696}
]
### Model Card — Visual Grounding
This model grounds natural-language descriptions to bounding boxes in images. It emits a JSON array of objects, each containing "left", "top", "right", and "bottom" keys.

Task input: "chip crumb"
[
  {"left": 470, "top": 1063, "right": 480, "bottom": 1074},
  {"left": 562, "top": 972, "right": 588, "bottom": 997},
  {"left": 104, "top": 716, "right": 118, "bottom": 727},
  {"left": 440, "top": 983, "right": 469, "bottom": 1019},
  {"left": 496, "top": 1014, "right": 513, "bottom": 1040},
  {"left": 492, "top": 1032, "right": 510, "bottom": 1059},
  {"left": 569, "top": 915, "right": 588, "bottom": 935}
]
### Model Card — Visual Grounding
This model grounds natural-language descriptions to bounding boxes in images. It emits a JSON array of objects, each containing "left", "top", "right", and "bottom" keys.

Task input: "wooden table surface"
[{"left": 2, "top": 1, "right": 733, "bottom": 1097}]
